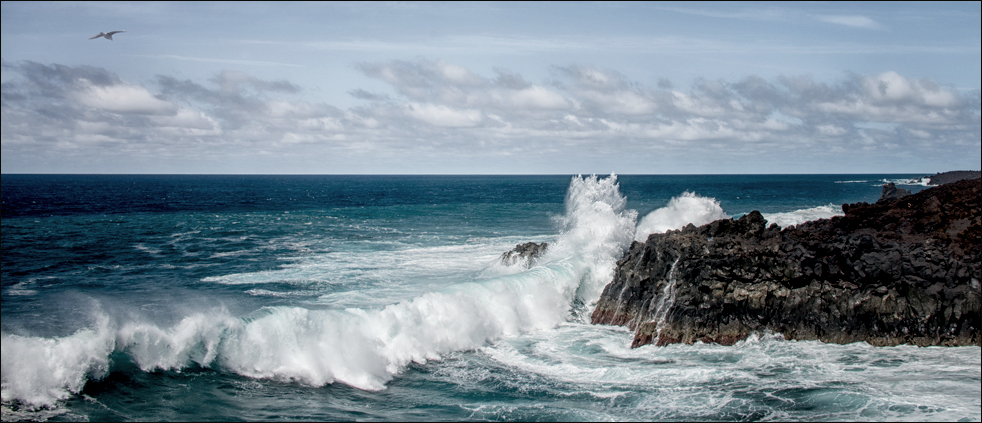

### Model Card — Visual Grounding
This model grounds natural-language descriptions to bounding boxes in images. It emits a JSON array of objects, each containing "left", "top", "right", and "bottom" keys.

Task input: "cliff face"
[{"left": 591, "top": 178, "right": 981, "bottom": 348}]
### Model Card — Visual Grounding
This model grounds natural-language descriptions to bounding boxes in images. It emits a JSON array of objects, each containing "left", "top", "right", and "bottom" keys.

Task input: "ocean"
[{"left": 2, "top": 174, "right": 979, "bottom": 422}]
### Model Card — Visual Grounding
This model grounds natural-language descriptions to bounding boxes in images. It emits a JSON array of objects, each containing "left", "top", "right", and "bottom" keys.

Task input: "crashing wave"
[{"left": 1, "top": 174, "right": 637, "bottom": 408}]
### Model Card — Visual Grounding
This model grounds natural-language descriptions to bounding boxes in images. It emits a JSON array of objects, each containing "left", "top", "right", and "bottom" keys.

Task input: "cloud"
[
  {"left": 406, "top": 103, "right": 483, "bottom": 128},
  {"left": 659, "top": 5, "right": 886, "bottom": 31},
  {"left": 148, "top": 55, "right": 304, "bottom": 68},
  {"left": 356, "top": 59, "right": 572, "bottom": 114},
  {"left": 76, "top": 81, "right": 178, "bottom": 115},
  {"left": 2, "top": 59, "right": 979, "bottom": 174},
  {"left": 815, "top": 15, "right": 884, "bottom": 30}
]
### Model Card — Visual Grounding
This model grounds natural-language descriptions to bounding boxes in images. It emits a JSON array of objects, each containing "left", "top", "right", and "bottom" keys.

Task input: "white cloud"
[
  {"left": 434, "top": 61, "right": 483, "bottom": 86},
  {"left": 670, "top": 91, "right": 726, "bottom": 117},
  {"left": 150, "top": 109, "right": 219, "bottom": 131},
  {"left": 862, "top": 72, "right": 959, "bottom": 108},
  {"left": 76, "top": 81, "right": 178, "bottom": 115},
  {"left": 407, "top": 103, "right": 483, "bottom": 127},
  {"left": 815, "top": 15, "right": 884, "bottom": 30},
  {"left": 501, "top": 86, "right": 569, "bottom": 110}
]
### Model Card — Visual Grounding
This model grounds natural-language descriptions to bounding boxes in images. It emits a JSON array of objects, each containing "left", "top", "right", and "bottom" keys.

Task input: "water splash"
[
  {"left": 761, "top": 204, "right": 842, "bottom": 229},
  {"left": 635, "top": 192, "right": 728, "bottom": 241},
  {"left": 650, "top": 258, "right": 680, "bottom": 345}
]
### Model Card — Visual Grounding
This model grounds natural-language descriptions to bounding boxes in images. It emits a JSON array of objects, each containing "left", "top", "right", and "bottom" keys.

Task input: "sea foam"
[
  {"left": 0, "top": 317, "right": 113, "bottom": 407},
  {"left": 761, "top": 204, "right": 842, "bottom": 228}
]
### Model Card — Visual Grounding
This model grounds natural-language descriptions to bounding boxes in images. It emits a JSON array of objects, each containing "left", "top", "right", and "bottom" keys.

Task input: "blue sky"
[{"left": 2, "top": 1, "right": 979, "bottom": 174}]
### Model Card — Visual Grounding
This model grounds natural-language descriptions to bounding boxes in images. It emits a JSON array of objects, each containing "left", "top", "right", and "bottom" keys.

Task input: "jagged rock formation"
[
  {"left": 879, "top": 182, "right": 911, "bottom": 201},
  {"left": 592, "top": 178, "right": 981, "bottom": 348},
  {"left": 500, "top": 242, "right": 548, "bottom": 268}
]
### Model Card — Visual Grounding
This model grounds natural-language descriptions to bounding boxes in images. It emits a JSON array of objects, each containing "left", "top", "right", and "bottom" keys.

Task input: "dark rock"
[
  {"left": 592, "top": 178, "right": 981, "bottom": 348},
  {"left": 500, "top": 242, "right": 548, "bottom": 268},
  {"left": 879, "top": 182, "right": 911, "bottom": 202},
  {"left": 927, "top": 170, "right": 981, "bottom": 186}
]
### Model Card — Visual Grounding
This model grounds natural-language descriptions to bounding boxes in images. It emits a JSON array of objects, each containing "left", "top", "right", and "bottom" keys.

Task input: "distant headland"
[{"left": 924, "top": 170, "right": 981, "bottom": 186}]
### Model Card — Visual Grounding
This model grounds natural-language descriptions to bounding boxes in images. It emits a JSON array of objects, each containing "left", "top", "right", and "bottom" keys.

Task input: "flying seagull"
[{"left": 89, "top": 30, "right": 125, "bottom": 40}]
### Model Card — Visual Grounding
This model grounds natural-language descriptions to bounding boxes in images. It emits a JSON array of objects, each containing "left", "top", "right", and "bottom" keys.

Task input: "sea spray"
[
  {"left": 116, "top": 311, "right": 233, "bottom": 372},
  {"left": 761, "top": 204, "right": 841, "bottom": 228},
  {"left": 635, "top": 192, "right": 844, "bottom": 235},
  {"left": 550, "top": 174, "right": 638, "bottom": 307},
  {"left": 635, "top": 192, "right": 727, "bottom": 241},
  {"left": 0, "top": 316, "right": 114, "bottom": 407}
]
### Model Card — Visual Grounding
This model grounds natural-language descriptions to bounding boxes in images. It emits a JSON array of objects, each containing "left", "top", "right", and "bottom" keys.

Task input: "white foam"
[
  {"left": 634, "top": 192, "right": 728, "bottom": 241},
  {"left": 762, "top": 203, "right": 842, "bottom": 228},
  {"left": 549, "top": 174, "right": 638, "bottom": 305},
  {"left": 469, "top": 326, "right": 980, "bottom": 421},
  {"left": 204, "top": 241, "right": 514, "bottom": 288},
  {"left": 244, "top": 288, "right": 319, "bottom": 298},
  {"left": 1, "top": 317, "right": 114, "bottom": 407},
  {"left": 882, "top": 177, "right": 930, "bottom": 187}
]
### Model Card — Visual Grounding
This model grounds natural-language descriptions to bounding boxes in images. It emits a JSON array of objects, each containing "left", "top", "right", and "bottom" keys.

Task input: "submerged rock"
[
  {"left": 500, "top": 242, "right": 548, "bottom": 268},
  {"left": 592, "top": 178, "right": 981, "bottom": 348}
]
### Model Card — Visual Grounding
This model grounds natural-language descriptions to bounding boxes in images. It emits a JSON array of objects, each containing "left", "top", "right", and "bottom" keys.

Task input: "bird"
[{"left": 89, "top": 30, "right": 126, "bottom": 41}]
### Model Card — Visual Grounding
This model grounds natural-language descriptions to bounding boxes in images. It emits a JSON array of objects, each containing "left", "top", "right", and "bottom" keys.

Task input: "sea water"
[{"left": 1, "top": 174, "right": 978, "bottom": 422}]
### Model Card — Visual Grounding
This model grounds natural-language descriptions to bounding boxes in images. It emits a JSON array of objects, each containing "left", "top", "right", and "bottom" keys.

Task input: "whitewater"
[{"left": 2, "top": 174, "right": 978, "bottom": 421}]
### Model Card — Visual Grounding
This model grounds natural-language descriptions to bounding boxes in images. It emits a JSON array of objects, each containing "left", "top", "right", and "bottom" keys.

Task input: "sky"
[{"left": 1, "top": 1, "right": 980, "bottom": 175}]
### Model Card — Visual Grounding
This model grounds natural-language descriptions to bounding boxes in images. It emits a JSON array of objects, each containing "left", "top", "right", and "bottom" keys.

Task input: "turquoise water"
[{"left": 2, "top": 174, "right": 978, "bottom": 421}]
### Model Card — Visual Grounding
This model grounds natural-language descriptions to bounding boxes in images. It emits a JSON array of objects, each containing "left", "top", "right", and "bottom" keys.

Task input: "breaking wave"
[{"left": 1, "top": 174, "right": 637, "bottom": 408}]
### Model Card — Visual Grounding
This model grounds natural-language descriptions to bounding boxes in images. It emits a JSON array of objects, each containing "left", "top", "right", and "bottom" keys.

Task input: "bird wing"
[
  {"left": 106, "top": 30, "right": 126, "bottom": 36},
  {"left": 89, "top": 32, "right": 105, "bottom": 39}
]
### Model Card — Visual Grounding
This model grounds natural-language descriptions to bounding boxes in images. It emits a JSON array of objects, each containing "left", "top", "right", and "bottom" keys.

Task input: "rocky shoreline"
[
  {"left": 591, "top": 178, "right": 981, "bottom": 348},
  {"left": 927, "top": 170, "right": 981, "bottom": 186}
]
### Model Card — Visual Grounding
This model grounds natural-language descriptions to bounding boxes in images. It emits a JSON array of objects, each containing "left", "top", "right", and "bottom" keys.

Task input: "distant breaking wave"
[
  {"left": 835, "top": 178, "right": 930, "bottom": 187},
  {"left": 882, "top": 178, "right": 930, "bottom": 187}
]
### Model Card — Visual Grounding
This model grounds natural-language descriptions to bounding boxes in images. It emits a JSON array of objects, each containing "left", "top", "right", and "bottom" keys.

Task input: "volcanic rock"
[
  {"left": 591, "top": 178, "right": 981, "bottom": 348},
  {"left": 500, "top": 242, "right": 548, "bottom": 268},
  {"left": 927, "top": 170, "right": 981, "bottom": 186},
  {"left": 879, "top": 182, "right": 911, "bottom": 201}
]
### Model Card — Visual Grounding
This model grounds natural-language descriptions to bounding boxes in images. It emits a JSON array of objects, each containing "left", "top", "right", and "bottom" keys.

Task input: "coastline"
[{"left": 592, "top": 177, "right": 981, "bottom": 348}]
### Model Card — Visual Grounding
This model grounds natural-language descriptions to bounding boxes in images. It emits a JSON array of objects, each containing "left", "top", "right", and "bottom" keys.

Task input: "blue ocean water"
[{"left": 2, "top": 174, "right": 979, "bottom": 422}]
